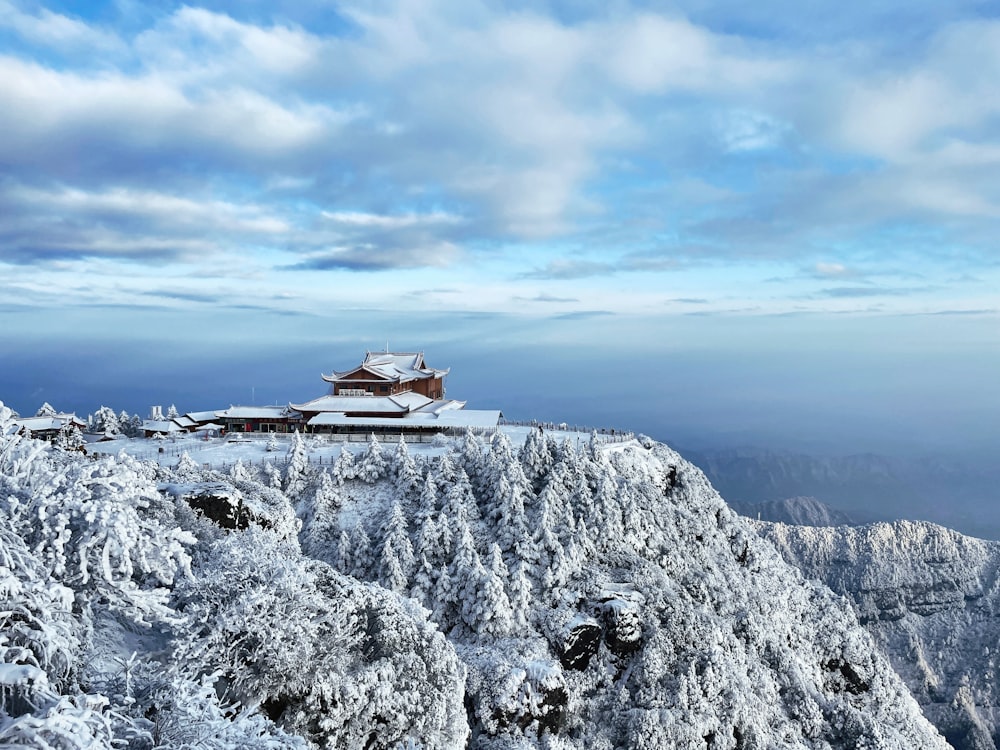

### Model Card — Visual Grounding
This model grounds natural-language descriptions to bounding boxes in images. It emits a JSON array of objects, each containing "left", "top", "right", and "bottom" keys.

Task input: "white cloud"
[
  {"left": 321, "top": 210, "right": 464, "bottom": 228},
  {"left": 0, "top": 1, "right": 123, "bottom": 52},
  {"left": 715, "top": 109, "right": 792, "bottom": 152}
]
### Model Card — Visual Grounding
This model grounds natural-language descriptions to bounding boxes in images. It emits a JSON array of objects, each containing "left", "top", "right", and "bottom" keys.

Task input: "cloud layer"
[{"left": 0, "top": 0, "right": 997, "bottom": 318}]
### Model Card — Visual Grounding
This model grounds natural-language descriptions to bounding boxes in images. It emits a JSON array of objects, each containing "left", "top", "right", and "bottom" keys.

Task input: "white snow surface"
[
  {"left": 0, "top": 403, "right": 949, "bottom": 749},
  {"left": 759, "top": 519, "right": 1000, "bottom": 750}
]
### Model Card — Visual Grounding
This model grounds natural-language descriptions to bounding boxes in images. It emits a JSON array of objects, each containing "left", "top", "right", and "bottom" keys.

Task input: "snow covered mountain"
[
  {"left": 730, "top": 495, "right": 855, "bottom": 527},
  {"left": 758, "top": 520, "right": 1000, "bottom": 750},
  {"left": 0, "top": 401, "right": 947, "bottom": 748},
  {"left": 685, "top": 446, "right": 1000, "bottom": 539}
]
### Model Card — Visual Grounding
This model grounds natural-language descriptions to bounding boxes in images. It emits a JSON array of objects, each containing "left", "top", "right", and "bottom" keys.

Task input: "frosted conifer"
[
  {"left": 393, "top": 437, "right": 421, "bottom": 497},
  {"left": 284, "top": 429, "right": 310, "bottom": 498},
  {"left": 356, "top": 434, "right": 387, "bottom": 483},
  {"left": 174, "top": 452, "right": 200, "bottom": 477},
  {"left": 479, "top": 544, "right": 514, "bottom": 636},
  {"left": 35, "top": 402, "right": 57, "bottom": 417},
  {"left": 331, "top": 444, "right": 355, "bottom": 484}
]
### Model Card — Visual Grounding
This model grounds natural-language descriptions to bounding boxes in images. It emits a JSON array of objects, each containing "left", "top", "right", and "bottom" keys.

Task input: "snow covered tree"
[
  {"left": 174, "top": 451, "right": 200, "bottom": 478},
  {"left": 35, "top": 402, "right": 57, "bottom": 417},
  {"left": 480, "top": 543, "right": 515, "bottom": 637},
  {"left": 92, "top": 406, "right": 120, "bottom": 436},
  {"left": 331, "top": 445, "right": 355, "bottom": 483},
  {"left": 520, "top": 426, "right": 556, "bottom": 492},
  {"left": 166, "top": 404, "right": 179, "bottom": 419},
  {"left": 55, "top": 423, "right": 85, "bottom": 452},
  {"left": 262, "top": 461, "right": 282, "bottom": 490},
  {"left": 393, "top": 437, "right": 422, "bottom": 497},
  {"left": 228, "top": 459, "right": 252, "bottom": 482},
  {"left": 491, "top": 472, "right": 535, "bottom": 565},
  {"left": 509, "top": 559, "right": 533, "bottom": 631},
  {"left": 379, "top": 500, "right": 414, "bottom": 593},
  {"left": 441, "top": 466, "right": 478, "bottom": 532},
  {"left": 335, "top": 529, "right": 353, "bottom": 574},
  {"left": 265, "top": 433, "right": 279, "bottom": 452},
  {"left": 300, "top": 470, "right": 344, "bottom": 559},
  {"left": 118, "top": 410, "right": 134, "bottom": 437},
  {"left": 284, "top": 429, "right": 309, "bottom": 498},
  {"left": 457, "top": 430, "right": 485, "bottom": 488},
  {"left": 356, "top": 433, "right": 387, "bottom": 483},
  {"left": 349, "top": 522, "right": 373, "bottom": 580}
]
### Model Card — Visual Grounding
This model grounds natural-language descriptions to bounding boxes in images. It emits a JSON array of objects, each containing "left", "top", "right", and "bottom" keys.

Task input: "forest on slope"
[{"left": 0, "top": 401, "right": 946, "bottom": 748}]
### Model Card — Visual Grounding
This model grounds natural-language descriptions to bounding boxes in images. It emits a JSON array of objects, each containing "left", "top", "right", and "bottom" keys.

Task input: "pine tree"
[
  {"left": 175, "top": 452, "right": 200, "bottom": 477},
  {"left": 458, "top": 430, "right": 485, "bottom": 489},
  {"left": 350, "top": 522, "right": 372, "bottom": 580},
  {"left": 441, "top": 469, "right": 477, "bottom": 534},
  {"left": 332, "top": 445, "right": 356, "bottom": 484},
  {"left": 393, "top": 437, "right": 422, "bottom": 497},
  {"left": 416, "top": 474, "right": 439, "bottom": 524},
  {"left": 356, "top": 434, "right": 387, "bottom": 483},
  {"left": 336, "top": 529, "right": 353, "bottom": 573},
  {"left": 35, "top": 402, "right": 57, "bottom": 417},
  {"left": 432, "top": 563, "right": 457, "bottom": 627},
  {"left": 520, "top": 426, "right": 556, "bottom": 492},
  {"left": 229, "top": 459, "right": 252, "bottom": 482},
  {"left": 167, "top": 404, "right": 179, "bottom": 419},
  {"left": 118, "top": 410, "right": 134, "bottom": 437},
  {"left": 263, "top": 461, "right": 282, "bottom": 490},
  {"left": 509, "top": 560, "right": 533, "bottom": 630},
  {"left": 284, "top": 429, "right": 310, "bottom": 498},
  {"left": 479, "top": 544, "right": 514, "bottom": 637},
  {"left": 54, "top": 423, "right": 85, "bottom": 452},
  {"left": 265, "top": 433, "right": 279, "bottom": 452},
  {"left": 379, "top": 500, "right": 415, "bottom": 586},
  {"left": 301, "top": 470, "right": 343, "bottom": 557},
  {"left": 410, "top": 552, "right": 436, "bottom": 607},
  {"left": 93, "top": 406, "right": 120, "bottom": 435}
]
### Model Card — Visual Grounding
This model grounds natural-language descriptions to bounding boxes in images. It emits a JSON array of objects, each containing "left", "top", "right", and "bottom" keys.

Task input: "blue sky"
[{"left": 1, "top": 0, "right": 998, "bottom": 455}]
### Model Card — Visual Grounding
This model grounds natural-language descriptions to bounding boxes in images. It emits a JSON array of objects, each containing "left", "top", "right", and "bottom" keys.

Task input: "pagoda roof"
[
  {"left": 15, "top": 413, "right": 85, "bottom": 433},
  {"left": 321, "top": 351, "right": 449, "bottom": 384},
  {"left": 307, "top": 408, "right": 500, "bottom": 429},
  {"left": 290, "top": 391, "right": 443, "bottom": 414},
  {"left": 215, "top": 405, "right": 300, "bottom": 420}
]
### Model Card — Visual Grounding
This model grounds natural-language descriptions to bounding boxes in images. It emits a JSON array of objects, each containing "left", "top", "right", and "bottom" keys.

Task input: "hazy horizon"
[{"left": 2, "top": 2, "right": 998, "bottom": 466}]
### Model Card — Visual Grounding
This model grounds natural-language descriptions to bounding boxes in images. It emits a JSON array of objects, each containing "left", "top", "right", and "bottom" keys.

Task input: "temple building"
[
  {"left": 322, "top": 351, "right": 448, "bottom": 399},
  {"left": 290, "top": 350, "right": 501, "bottom": 434}
]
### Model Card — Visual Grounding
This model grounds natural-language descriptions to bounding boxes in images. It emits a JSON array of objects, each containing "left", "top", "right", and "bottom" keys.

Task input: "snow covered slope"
[
  {"left": 758, "top": 520, "right": 1000, "bottom": 750},
  {"left": 0, "top": 401, "right": 948, "bottom": 748},
  {"left": 731, "top": 495, "right": 855, "bottom": 526}
]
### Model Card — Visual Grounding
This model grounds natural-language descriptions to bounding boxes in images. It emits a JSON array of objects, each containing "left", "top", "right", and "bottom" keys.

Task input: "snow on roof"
[
  {"left": 215, "top": 405, "right": 299, "bottom": 419},
  {"left": 143, "top": 420, "right": 184, "bottom": 433},
  {"left": 307, "top": 408, "right": 501, "bottom": 430},
  {"left": 184, "top": 410, "right": 219, "bottom": 423},
  {"left": 14, "top": 413, "right": 85, "bottom": 432},
  {"left": 173, "top": 416, "right": 197, "bottom": 428},
  {"left": 290, "top": 392, "right": 437, "bottom": 414},
  {"left": 322, "top": 351, "right": 449, "bottom": 384}
]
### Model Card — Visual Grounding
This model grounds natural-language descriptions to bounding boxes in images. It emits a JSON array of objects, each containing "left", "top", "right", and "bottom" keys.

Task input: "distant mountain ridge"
[
  {"left": 682, "top": 445, "right": 1000, "bottom": 539},
  {"left": 757, "top": 519, "right": 1000, "bottom": 750},
  {"left": 731, "top": 495, "right": 855, "bottom": 527}
]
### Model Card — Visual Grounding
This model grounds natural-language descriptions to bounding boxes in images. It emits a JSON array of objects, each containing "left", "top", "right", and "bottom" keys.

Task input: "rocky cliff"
[{"left": 758, "top": 520, "right": 1000, "bottom": 750}]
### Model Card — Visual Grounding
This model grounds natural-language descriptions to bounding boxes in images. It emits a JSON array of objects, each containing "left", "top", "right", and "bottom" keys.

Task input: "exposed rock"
[{"left": 559, "top": 615, "right": 602, "bottom": 671}]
